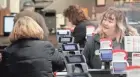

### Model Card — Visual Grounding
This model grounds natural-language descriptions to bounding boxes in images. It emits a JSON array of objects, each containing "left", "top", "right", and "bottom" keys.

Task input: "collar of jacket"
[
  {"left": 93, "top": 34, "right": 125, "bottom": 49},
  {"left": 93, "top": 34, "right": 100, "bottom": 43},
  {"left": 12, "top": 38, "right": 40, "bottom": 43}
]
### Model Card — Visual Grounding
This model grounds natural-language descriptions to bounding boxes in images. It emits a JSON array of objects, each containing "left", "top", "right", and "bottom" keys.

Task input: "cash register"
[
  {"left": 55, "top": 49, "right": 89, "bottom": 77},
  {"left": 64, "top": 55, "right": 90, "bottom": 77},
  {"left": 57, "top": 36, "right": 75, "bottom": 52}
]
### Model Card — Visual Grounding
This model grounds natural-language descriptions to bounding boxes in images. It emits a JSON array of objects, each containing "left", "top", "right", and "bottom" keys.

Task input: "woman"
[
  {"left": 63, "top": 4, "right": 96, "bottom": 48},
  {"left": 3, "top": 16, "right": 65, "bottom": 77},
  {"left": 83, "top": 7, "right": 139, "bottom": 69}
]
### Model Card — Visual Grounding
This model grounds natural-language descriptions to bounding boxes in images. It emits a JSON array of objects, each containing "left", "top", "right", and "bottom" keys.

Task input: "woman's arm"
[{"left": 44, "top": 41, "right": 65, "bottom": 72}]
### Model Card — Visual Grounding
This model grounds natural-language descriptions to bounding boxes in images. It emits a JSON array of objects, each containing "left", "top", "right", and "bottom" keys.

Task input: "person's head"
[
  {"left": 96, "top": 7, "right": 139, "bottom": 42},
  {"left": 9, "top": 16, "right": 44, "bottom": 42},
  {"left": 63, "top": 4, "right": 88, "bottom": 25},
  {"left": 22, "top": 1, "right": 35, "bottom": 11}
]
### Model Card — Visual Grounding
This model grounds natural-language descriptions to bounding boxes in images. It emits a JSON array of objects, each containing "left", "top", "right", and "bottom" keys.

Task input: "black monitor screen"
[
  {"left": 113, "top": 62, "right": 127, "bottom": 73},
  {"left": 59, "top": 37, "right": 72, "bottom": 43},
  {"left": 62, "top": 44, "right": 78, "bottom": 51},
  {"left": 66, "top": 55, "right": 85, "bottom": 63},
  {"left": 3, "top": 16, "right": 14, "bottom": 36}
]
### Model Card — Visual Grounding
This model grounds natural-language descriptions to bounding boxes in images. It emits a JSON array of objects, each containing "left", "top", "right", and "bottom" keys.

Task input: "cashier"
[
  {"left": 83, "top": 7, "right": 139, "bottom": 69},
  {"left": 63, "top": 4, "right": 96, "bottom": 48}
]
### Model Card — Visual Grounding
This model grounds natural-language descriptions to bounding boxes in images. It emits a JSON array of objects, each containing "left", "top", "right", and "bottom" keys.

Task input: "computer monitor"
[
  {"left": 65, "top": 55, "right": 85, "bottom": 63},
  {"left": 56, "top": 30, "right": 71, "bottom": 36},
  {"left": 62, "top": 44, "right": 79, "bottom": 51},
  {"left": 58, "top": 37, "right": 73, "bottom": 43},
  {"left": 3, "top": 16, "right": 14, "bottom": 36}
]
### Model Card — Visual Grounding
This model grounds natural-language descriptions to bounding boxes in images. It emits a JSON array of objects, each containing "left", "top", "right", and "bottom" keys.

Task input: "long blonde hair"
[
  {"left": 96, "top": 7, "right": 139, "bottom": 42},
  {"left": 9, "top": 16, "right": 44, "bottom": 42}
]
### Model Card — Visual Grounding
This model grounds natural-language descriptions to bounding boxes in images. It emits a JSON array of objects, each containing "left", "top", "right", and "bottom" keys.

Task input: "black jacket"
[
  {"left": 73, "top": 20, "right": 96, "bottom": 48},
  {"left": 2, "top": 39, "right": 65, "bottom": 77},
  {"left": 83, "top": 34, "right": 125, "bottom": 69}
]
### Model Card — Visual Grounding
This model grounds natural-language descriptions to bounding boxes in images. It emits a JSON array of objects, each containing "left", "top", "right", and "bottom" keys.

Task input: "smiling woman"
[
  {"left": 83, "top": 7, "right": 139, "bottom": 69},
  {"left": 97, "top": 7, "right": 139, "bottom": 42}
]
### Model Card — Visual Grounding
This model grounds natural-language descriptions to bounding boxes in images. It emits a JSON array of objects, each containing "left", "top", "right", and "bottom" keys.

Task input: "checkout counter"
[
  {"left": 55, "top": 41, "right": 126, "bottom": 77},
  {"left": 55, "top": 30, "right": 128, "bottom": 77}
]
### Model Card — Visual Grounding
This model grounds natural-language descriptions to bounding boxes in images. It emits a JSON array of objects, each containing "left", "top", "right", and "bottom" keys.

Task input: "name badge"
[{"left": 95, "top": 50, "right": 100, "bottom": 55}]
